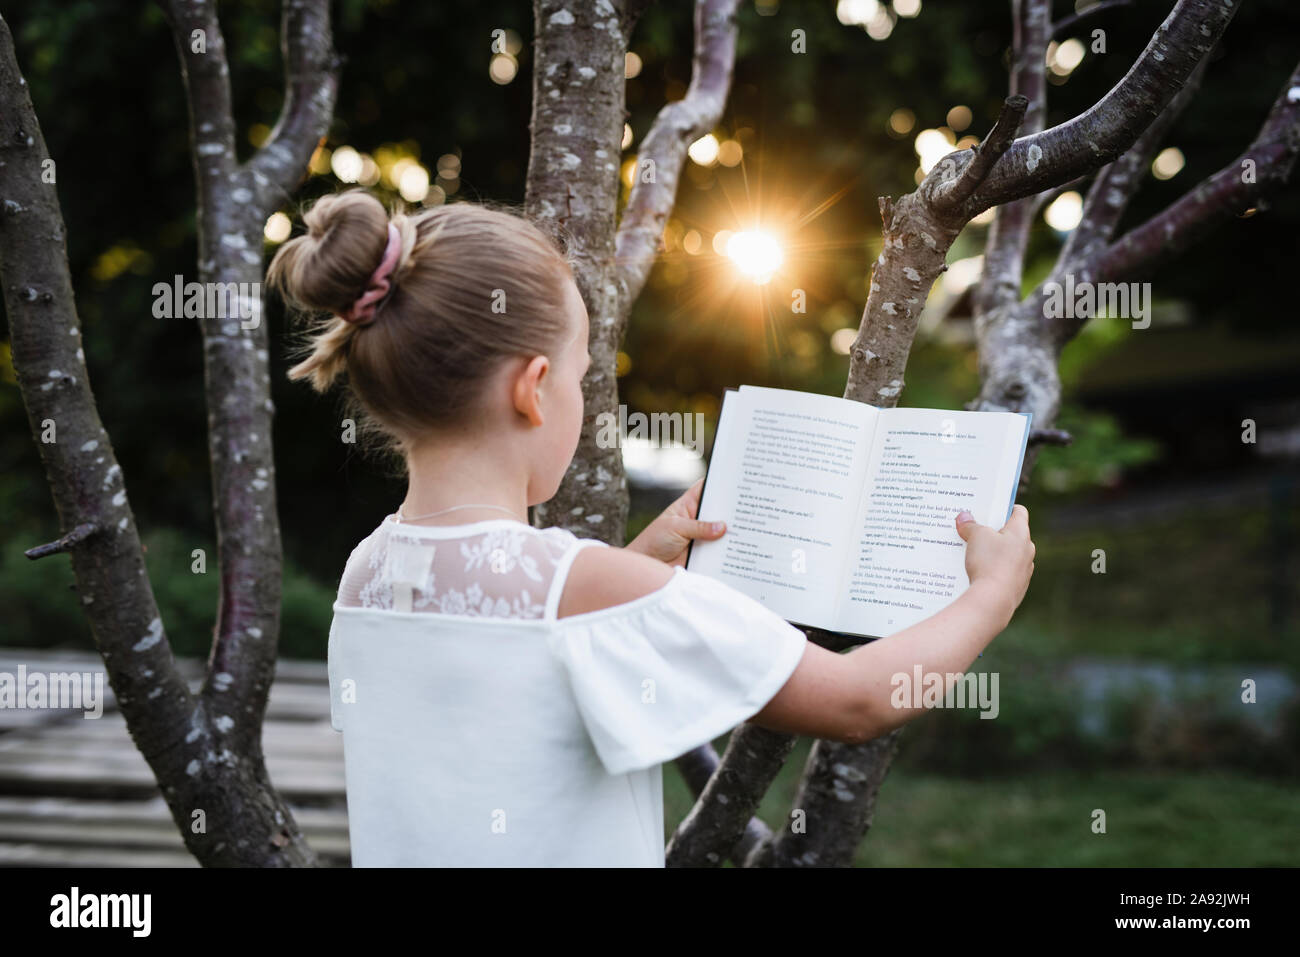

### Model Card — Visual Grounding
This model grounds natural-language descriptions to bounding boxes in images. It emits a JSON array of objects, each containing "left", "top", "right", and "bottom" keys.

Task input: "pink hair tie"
[{"left": 340, "top": 222, "right": 402, "bottom": 325}]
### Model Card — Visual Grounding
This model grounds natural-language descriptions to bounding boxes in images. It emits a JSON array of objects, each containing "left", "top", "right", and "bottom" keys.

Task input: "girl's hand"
[
  {"left": 624, "top": 478, "right": 725, "bottom": 566},
  {"left": 955, "top": 504, "right": 1036, "bottom": 623}
]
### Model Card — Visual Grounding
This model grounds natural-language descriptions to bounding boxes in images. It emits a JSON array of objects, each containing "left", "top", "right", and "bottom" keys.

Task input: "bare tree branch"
[
  {"left": 1031, "top": 172, "right": 1093, "bottom": 217},
  {"left": 1051, "top": 0, "right": 1134, "bottom": 42},
  {"left": 673, "top": 743, "right": 780, "bottom": 862},
  {"left": 615, "top": 0, "right": 740, "bottom": 309},
  {"left": 973, "top": 0, "right": 1051, "bottom": 320},
  {"left": 1056, "top": 52, "right": 1212, "bottom": 275},
  {"left": 159, "top": 0, "right": 339, "bottom": 863},
  {"left": 967, "top": 0, "right": 1239, "bottom": 214},
  {"left": 969, "top": 1, "right": 1234, "bottom": 475},
  {"left": 157, "top": 0, "right": 236, "bottom": 190},
  {"left": 246, "top": 0, "right": 341, "bottom": 206},
  {"left": 931, "top": 94, "right": 1029, "bottom": 213},
  {"left": 752, "top": 730, "right": 903, "bottom": 868},
  {"left": 677, "top": 740, "right": 767, "bottom": 870},
  {"left": 1089, "top": 61, "right": 1300, "bottom": 289},
  {"left": 793, "top": 0, "right": 1049, "bottom": 871},
  {"left": 24, "top": 523, "right": 99, "bottom": 560},
  {"left": 814, "top": 0, "right": 1239, "bottom": 868},
  {"left": 1028, "top": 428, "right": 1074, "bottom": 447},
  {"left": 666, "top": 727, "right": 793, "bottom": 867},
  {"left": 162, "top": 0, "right": 333, "bottom": 739}
]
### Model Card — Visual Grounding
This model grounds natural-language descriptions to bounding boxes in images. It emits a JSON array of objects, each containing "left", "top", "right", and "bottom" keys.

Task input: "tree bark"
[
  {"left": 153, "top": 0, "right": 338, "bottom": 864},
  {"left": 1, "top": 9, "right": 195, "bottom": 848},
  {"left": 525, "top": 0, "right": 635, "bottom": 544},
  {"left": 2, "top": 2, "right": 337, "bottom": 866},
  {"left": 692, "top": 0, "right": 1243, "bottom": 869},
  {"left": 616, "top": 0, "right": 739, "bottom": 307},
  {"left": 665, "top": 725, "right": 789, "bottom": 867},
  {"left": 756, "top": 730, "right": 902, "bottom": 868}
]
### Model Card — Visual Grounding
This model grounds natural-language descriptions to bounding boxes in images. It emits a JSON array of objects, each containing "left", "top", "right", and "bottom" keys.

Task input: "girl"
[{"left": 267, "top": 189, "right": 1035, "bottom": 867}]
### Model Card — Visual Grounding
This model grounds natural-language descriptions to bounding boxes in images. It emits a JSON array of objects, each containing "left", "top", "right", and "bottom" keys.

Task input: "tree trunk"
[{"left": 1, "top": 1, "right": 338, "bottom": 865}]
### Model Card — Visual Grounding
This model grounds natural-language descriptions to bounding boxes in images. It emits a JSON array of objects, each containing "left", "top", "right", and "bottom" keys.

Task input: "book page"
[
  {"left": 688, "top": 386, "right": 876, "bottom": 629},
  {"left": 836, "top": 407, "right": 1029, "bottom": 637}
]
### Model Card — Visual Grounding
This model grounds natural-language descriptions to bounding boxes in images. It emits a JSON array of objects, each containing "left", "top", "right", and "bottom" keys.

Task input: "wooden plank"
[
  {"left": 0, "top": 710, "right": 73, "bottom": 732},
  {"left": 0, "top": 820, "right": 352, "bottom": 856},
  {"left": 26, "top": 719, "right": 344, "bottom": 757},
  {"left": 0, "top": 649, "right": 327, "bottom": 683},
  {"left": 0, "top": 745, "right": 346, "bottom": 780},
  {"left": 0, "top": 651, "right": 331, "bottom": 729},
  {"left": 0, "top": 648, "right": 353, "bottom": 865},
  {"left": 0, "top": 755, "right": 344, "bottom": 800},
  {"left": 0, "top": 794, "right": 349, "bottom": 832},
  {"left": 0, "top": 844, "right": 200, "bottom": 867}
]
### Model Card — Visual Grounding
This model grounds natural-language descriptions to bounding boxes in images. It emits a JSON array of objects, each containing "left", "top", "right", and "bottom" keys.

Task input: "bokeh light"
[
  {"left": 489, "top": 54, "right": 517, "bottom": 85},
  {"left": 836, "top": 0, "right": 879, "bottom": 25},
  {"left": 830, "top": 328, "right": 858, "bottom": 355},
  {"left": 914, "top": 127, "right": 956, "bottom": 174},
  {"left": 1044, "top": 190, "right": 1084, "bottom": 231},
  {"left": 688, "top": 133, "right": 720, "bottom": 166},
  {"left": 889, "top": 108, "right": 916, "bottom": 136},
  {"left": 398, "top": 164, "right": 430, "bottom": 202},
  {"left": 946, "top": 105, "right": 972, "bottom": 132},
  {"left": 943, "top": 255, "right": 984, "bottom": 294},
  {"left": 330, "top": 145, "right": 363, "bottom": 183},
  {"left": 717, "top": 139, "right": 743, "bottom": 167},
  {"left": 1152, "top": 147, "right": 1186, "bottom": 180},
  {"left": 263, "top": 211, "right": 292, "bottom": 244},
  {"left": 1048, "top": 38, "right": 1085, "bottom": 76}
]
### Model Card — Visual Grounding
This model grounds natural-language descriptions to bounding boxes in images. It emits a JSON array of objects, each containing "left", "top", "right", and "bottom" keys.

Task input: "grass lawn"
[
  {"left": 994, "top": 493, "right": 1299, "bottom": 670},
  {"left": 664, "top": 742, "right": 1300, "bottom": 866}
]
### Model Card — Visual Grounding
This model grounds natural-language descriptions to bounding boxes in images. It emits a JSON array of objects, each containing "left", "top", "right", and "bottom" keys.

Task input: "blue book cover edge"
[{"left": 1005, "top": 411, "right": 1033, "bottom": 524}]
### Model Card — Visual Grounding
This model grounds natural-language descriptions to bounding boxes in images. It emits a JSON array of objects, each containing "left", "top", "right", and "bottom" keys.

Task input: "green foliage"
[
  {"left": 0, "top": 527, "right": 336, "bottom": 661},
  {"left": 0, "top": 532, "right": 90, "bottom": 652},
  {"left": 894, "top": 665, "right": 1300, "bottom": 779},
  {"left": 1033, "top": 404, "right": 1162, "bottom": 494}
]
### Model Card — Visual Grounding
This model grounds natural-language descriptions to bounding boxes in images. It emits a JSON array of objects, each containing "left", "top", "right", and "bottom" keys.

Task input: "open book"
[{"left": 685, "top": 386, "right": 1031, "bottom": 639}]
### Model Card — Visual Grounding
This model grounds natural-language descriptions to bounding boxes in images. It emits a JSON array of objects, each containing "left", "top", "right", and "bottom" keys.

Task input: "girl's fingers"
[
  {"left": 1002, "top": 504, "right": 1030, "bottom": 536},
  {"left": 674, "top": 516, "right": 725, "bottom": 541}
]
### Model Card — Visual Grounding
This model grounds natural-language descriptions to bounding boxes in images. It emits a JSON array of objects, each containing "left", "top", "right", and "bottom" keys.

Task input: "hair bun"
[{"left": 266, "top": 189, "right": 394, "bottom": 319}]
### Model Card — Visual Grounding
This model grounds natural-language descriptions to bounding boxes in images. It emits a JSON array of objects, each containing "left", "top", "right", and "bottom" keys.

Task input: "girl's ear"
[{"left": 512, "top": 355, "right": 550, "bottom": 427}]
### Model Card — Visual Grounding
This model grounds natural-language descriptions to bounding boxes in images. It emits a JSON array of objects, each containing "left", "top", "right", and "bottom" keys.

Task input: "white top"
[{"left": 326, "top": 516, "right": 808, "bottom": 867}]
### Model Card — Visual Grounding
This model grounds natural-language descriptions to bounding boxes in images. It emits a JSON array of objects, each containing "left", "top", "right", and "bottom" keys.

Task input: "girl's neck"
[{"left": 399, "top": 434, "right": 530, "bottom": 526}]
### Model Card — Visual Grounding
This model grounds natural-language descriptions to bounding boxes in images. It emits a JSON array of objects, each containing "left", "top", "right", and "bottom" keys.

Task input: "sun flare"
[{"left": 725, "top": 230, "right": 784, "bottom": 285}]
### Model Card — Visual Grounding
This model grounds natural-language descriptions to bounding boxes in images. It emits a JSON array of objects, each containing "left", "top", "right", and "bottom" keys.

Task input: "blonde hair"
[{"left": 267, "top": 189, "right": 574, "bottom": 445}]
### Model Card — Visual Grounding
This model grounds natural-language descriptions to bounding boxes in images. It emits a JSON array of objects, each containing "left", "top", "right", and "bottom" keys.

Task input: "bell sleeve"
[{"left": 546, "top": 567, "right": 808, "bottom": 776}]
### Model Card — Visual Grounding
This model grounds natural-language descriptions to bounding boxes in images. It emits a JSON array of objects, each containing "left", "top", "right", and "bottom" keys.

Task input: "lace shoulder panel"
[{"left": 337, "top": 519, "right": 584, "bottom": 620}]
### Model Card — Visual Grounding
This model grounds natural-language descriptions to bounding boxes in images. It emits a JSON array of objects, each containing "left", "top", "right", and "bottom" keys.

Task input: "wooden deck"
[{"left": 0, "top": 648, "right": 349, "bottom": 866}]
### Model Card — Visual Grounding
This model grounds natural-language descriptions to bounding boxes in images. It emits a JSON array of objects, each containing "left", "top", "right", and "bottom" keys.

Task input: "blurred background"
[{"left": 1, "top": 0, "right": 1297, "bottom": 865}]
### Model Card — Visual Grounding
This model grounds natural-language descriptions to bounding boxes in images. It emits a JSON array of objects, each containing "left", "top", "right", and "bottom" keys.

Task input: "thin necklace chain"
[{"left": 394, "top": 502, "right": 524, "bottom": 524}]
